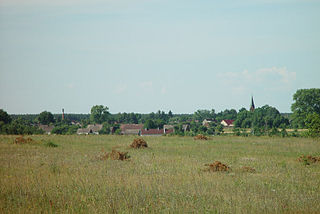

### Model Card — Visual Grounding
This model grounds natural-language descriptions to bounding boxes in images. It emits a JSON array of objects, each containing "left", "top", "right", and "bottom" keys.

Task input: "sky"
[{"left": 0, "top": 0, "right": 319, "bottom": 114}]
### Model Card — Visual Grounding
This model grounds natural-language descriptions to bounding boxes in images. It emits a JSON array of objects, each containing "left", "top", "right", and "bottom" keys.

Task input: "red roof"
[
  {"left": 141, "top": 129, "right": 164, "bottom": 135},
  {"left": 222, "top": 119, "right": 234, "bottom": 126}
]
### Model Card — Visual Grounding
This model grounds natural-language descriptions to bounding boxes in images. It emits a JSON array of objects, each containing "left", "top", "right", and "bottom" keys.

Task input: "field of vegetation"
[{"left": 0, "top": 135, "right": 319, "bottom": 213}]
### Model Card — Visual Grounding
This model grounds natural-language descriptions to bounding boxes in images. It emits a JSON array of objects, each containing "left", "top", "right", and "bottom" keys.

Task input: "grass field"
[{"left": 0, "top": 135, "right": 320, "bottom": 213}]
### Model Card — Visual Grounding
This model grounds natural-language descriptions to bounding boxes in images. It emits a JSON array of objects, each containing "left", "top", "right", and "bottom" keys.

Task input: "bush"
[{"left": 46, "top": 141, "right": 58, "bottom": 147}]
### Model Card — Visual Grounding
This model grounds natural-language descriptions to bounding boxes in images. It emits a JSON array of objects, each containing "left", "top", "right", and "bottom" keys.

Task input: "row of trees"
[
  {"left": 0, "top": 110, "right": 44, "bottom": 135},
  {"left": 1, "top": 88, "right": 319, "bottom": 137}
]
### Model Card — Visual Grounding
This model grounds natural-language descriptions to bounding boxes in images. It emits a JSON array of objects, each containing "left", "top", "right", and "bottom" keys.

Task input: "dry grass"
[
  {"left": 194, "top": 134, "right": 208, "bottom": 140},
  {"left": 14, "top": 136, "right": 34, "bottom": 144},
  {"left": 0, "top": 135, "right": 320, "bottom": 213},
  {"left": 99, "top": 149, "right": 130, "bottom": 161},
  {"left": 204, "top": 161, "right": 230, "bottom": 172},
  {"left": 240, "top": 166, "right": 256, "bottom": 173},
  {"left": 130, "top": 138, "right": 148, "bottom": 149}
]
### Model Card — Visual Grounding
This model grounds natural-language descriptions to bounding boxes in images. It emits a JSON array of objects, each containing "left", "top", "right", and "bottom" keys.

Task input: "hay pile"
[
  {"left": 130, "top": 138, "right": 148, "bottom": 148},
  {"left": 194, "top": 134, "right": 208, "bottom": 140},
  {"left": 240, "top": 166, "right": 256, "bottom": 173},
  {"left": 14, "top": 136, "right": 33, "bottom": 144},
  {"left": 204, "top": 161, "right": 230, "bottom": 172},
  {"left": 298, "top": 155, "right": 320, "bottom": 164},
  {"left": 99, "top": 150, "right": 130, "bottom": 161}
]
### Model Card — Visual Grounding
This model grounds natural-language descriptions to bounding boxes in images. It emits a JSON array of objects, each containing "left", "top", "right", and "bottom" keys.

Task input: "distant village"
[
  {"left": 5, "top": 90, "right": 316, "bottom": 137},
  {"left": 38, "top": 119, "right": 235, "bottom": 136}
]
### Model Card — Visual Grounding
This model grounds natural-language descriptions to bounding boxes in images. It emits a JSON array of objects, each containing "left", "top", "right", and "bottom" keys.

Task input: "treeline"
[{"left": 1, "top": 88, "right": 319, "bottom": 137}]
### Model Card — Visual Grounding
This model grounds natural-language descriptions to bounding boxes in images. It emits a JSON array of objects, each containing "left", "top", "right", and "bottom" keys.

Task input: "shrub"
[{"left": 46, "top": 141, "right": 58, "bottom": 147}]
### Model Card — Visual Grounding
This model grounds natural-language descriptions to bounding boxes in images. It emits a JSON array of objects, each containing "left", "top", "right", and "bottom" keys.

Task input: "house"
[
  {"left": 164, "top": 128, "right": 174, "bottom": 135},
  {"left": 120, "top": 124, "right": 144, "bottom": 135},
  {"left": 39, "top": 124, "right": 54, "bottom": 135},
  {"left": 77, "top": 128, "right": 90, "bottom": 135},
  {"left": 71, "top": 121, "right": 81, "bottom": 126},
  {"left": 202, "top": 119, "right": 215, "bottom": 127},
  {"left": 163, "top": 125, "right": 174, "bottom": 134},
  {"left": 77, "top": 124, "right": 103, "bottom": 135},
  {"left": 141, "top": 128, "right": 164, "bottom": 136},
  {"left": 163, "top": 125, "right": 174, "bottom": 130},
  {"left": 221, "top": 119, "right": 235, "bottom": 127}
]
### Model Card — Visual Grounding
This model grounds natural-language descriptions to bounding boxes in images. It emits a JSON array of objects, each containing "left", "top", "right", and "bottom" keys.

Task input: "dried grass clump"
[
  {"left": 99, "top": 150, "right": 130, "bottom": 161},
  {"left": 204, "top": 161, "right": 230, "bottom": 172},
  {"left": 130, "top": 138, "right": 148, "bottom": 148},
  {"left": 194, "top": 134, "right": 208, "bottom": 140},
  {"left": 240, "top": 166, "right": 256, "bottom": 173},
  {"left": 14, "top": 136, "right": 33, "bottom": 144},
  {"left": 298, "top": 155, "right": 320, "bottom": 165}
]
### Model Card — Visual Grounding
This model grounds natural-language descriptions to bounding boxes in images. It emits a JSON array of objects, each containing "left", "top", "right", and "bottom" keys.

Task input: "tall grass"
[{"left": 0, "top": 135, "right": 319, "bottom": 213}]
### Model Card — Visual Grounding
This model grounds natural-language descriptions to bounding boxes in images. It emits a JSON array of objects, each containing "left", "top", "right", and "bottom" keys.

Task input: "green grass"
[{"left": 0, "top": 135, "right": 319, "bottom": 213}]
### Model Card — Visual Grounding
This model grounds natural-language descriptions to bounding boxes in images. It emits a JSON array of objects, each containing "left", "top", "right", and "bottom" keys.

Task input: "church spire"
[{"left": 250, "top": 96, "right": 255, "bottom": 112}]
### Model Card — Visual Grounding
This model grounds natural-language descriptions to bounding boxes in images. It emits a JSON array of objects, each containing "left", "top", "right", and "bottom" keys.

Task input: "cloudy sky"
[{"left": 0, "top": 0, "right": 319, "bottom": 114}]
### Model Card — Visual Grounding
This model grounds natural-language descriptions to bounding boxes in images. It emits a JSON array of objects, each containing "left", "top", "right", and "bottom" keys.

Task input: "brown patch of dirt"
[
  {"left": 298, "top": 155, "right": 320, "bottom": 164},
  {"left": 204, "top": 161, "right": 230, "bottom": 172},
  {"left": 241, "top": 166, "right": 256, "bottom": 173},
  {"left": 99, "top": 150, "right": 130, "bottom": 161},
  {"left": 130, "top": 138, "right": 148, "bottom": 148},
  {"left": 14, "top": 136, "right": 33, "bottom": 144},
  {"left": 194, "top": 134, "right": 208, "bottom": 140}
]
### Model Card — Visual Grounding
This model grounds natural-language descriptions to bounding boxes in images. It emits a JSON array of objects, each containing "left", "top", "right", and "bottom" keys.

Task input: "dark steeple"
[{"left": 250, "top": 96, "right": 255, "bottom": 112}]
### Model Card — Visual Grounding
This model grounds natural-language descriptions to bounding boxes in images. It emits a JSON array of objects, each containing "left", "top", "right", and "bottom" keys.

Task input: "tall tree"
[
  {"left": 38, "top": 111, "right": 55, "bottom": 125},
  {"left": 90, "top": 105, "right": 110, "bottom": 124},
  {"left": 291, "top": 88, "right": 320, "bottom": 128},
  {"left": 0, "top": 109, "right": 12, "bottom": 124}
]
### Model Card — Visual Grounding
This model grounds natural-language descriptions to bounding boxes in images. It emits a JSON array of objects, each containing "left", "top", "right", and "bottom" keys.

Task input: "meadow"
[{"left": 0, "top": 135, "right": 319, "bottom": 213}]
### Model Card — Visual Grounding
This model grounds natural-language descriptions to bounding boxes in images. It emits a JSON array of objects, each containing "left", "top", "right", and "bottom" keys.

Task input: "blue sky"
[{"left": 0, "top": 0, "right": 319, "bottom": 114}]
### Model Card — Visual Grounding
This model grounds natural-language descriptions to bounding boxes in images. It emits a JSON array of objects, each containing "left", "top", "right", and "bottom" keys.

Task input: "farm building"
[
  {"left": 141, "top": 128, "right": 164, "bottom": 136},
  {"left": 77, "top": 124, "right": 103, "bottom": 135},
  {"left": 221, "top": 119, "right": 235, "bottom": 127},
  {"left": 163, "top": 125, "right": 174, "bottom": 134},
  {"left": 38, "top": 125, "right": 54, "bottom": 135},
  {"left": 202, "top": 119, "right": 215, "bottom": 127},
  {"left": 120, "top": 124, "right": 144, "bottom": 135}
]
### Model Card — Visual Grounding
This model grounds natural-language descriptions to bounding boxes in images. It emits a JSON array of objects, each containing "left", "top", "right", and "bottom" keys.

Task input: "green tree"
[
  {"left": 0, "top": 109, "right": 12, "bottom": 124},
  {"left": 291, "top": 88, "right": 320, "bottom": 128},
  {"left": 38, "top": 111, "right": 55, "bottom": 125},
  {"left": 305, "top": 113, "right": 320, "bottom": 137},
  {"left": 144, "top": 119, "right": 157, "bottom": 129},
  {"left": 90, "top": 105, "right": 110, "bottom": 124}
]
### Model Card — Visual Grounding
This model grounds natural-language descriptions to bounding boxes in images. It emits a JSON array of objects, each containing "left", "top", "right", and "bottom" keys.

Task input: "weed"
[
  {"left": 45, "top": 141, "right": 58, "bottom": 147},
  {"left": 49, "top": 162, "right": 60, "bottom": 174},
  {"left": 240, "top": 166, "right": 256, "bottom": 173},
  {"left": 298, "top": 155, "right": 320, "bottom": 165}
]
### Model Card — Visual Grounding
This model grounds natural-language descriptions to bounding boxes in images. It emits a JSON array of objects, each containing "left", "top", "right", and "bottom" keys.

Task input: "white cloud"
[
  {"left": 257, "top": 67, "right": 296, "bottom": 83},
  {"left": 218, "top": 66, "right": 296, "bottom": 94},
  {"left": 66, "top": 83, "right": 75, "bottom": 89},
  {"left": 221, "top": 66, "right": 296, "bottom": 84}
]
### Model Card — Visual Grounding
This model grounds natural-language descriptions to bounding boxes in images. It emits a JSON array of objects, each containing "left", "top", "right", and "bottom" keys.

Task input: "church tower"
[
  {"left": 62, "top": 108, "right": 65, "bottom": 120},
  {"left": 250, "top": 96, "right": 255, "bottom": 112}
]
